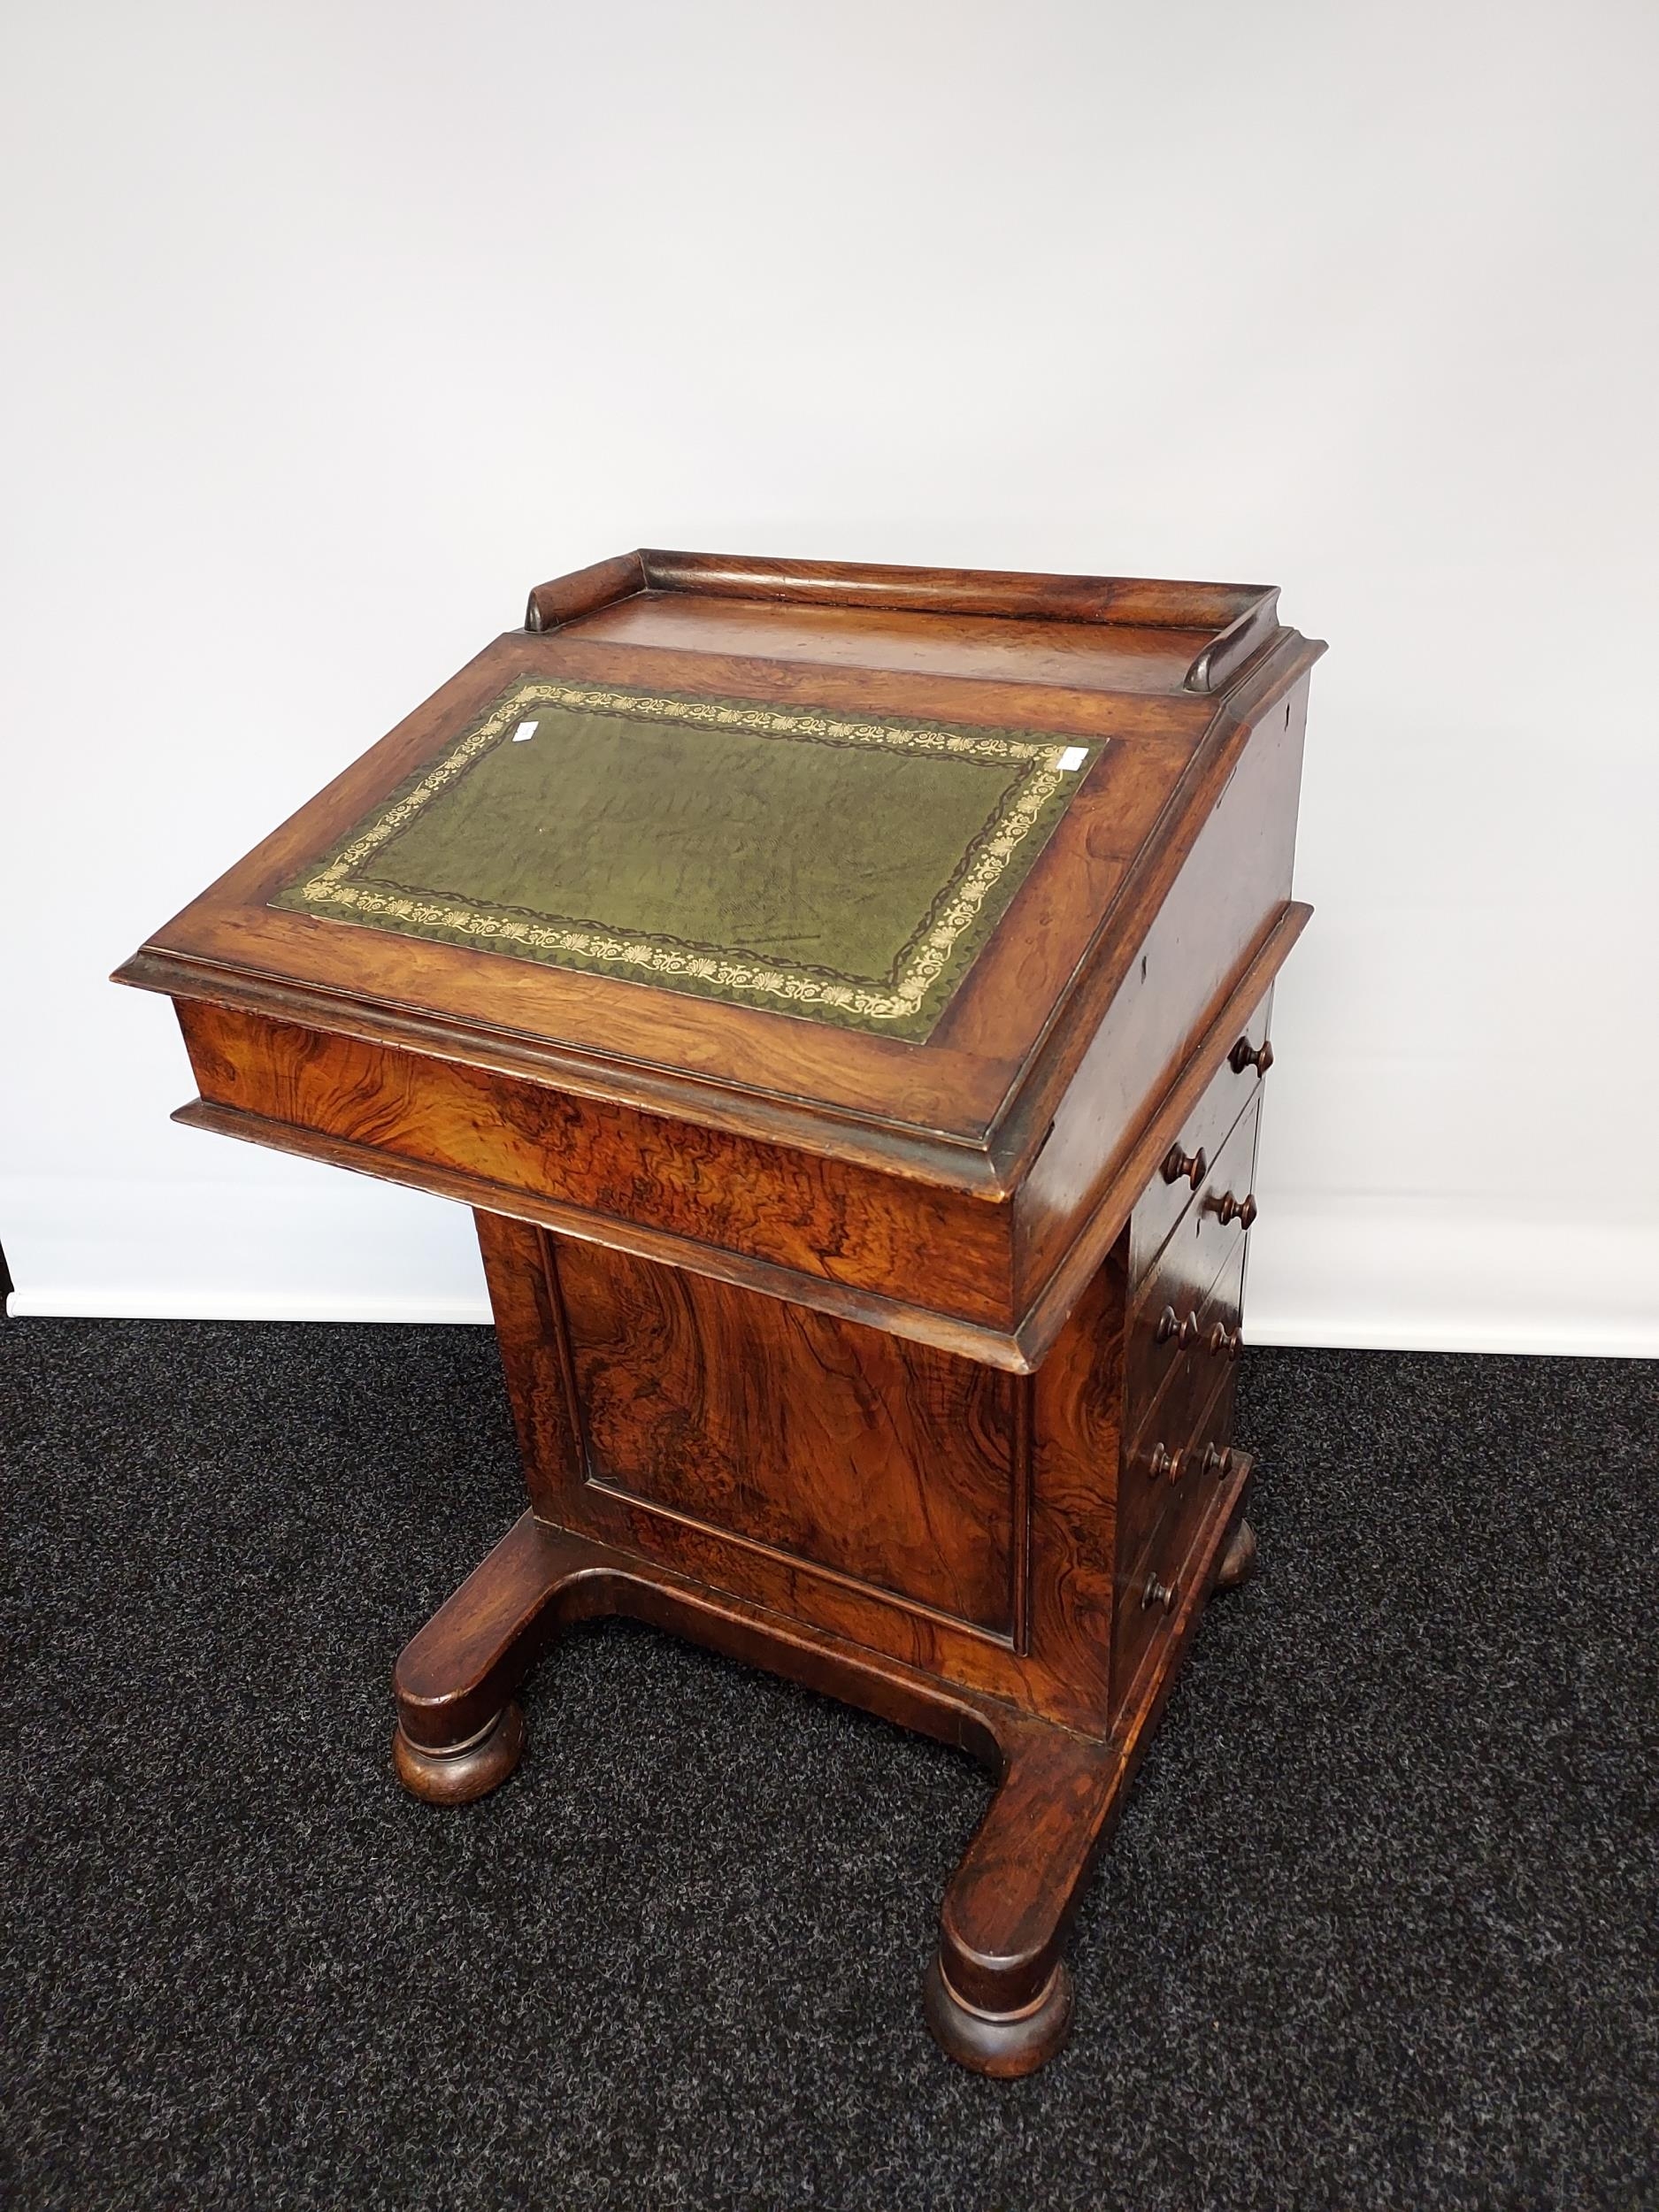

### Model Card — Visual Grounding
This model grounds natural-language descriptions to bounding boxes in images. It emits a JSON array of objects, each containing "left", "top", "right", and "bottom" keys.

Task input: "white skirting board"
[
  {"left": 5, "top": 1178, "right": 1656, "bottom": 1357},
  {"left": 2, "top": 1176, "right": 494, "bottom": 1326},
  {"left": 1242, "top": 1202, "right": 1659, "bottom": 1359}
]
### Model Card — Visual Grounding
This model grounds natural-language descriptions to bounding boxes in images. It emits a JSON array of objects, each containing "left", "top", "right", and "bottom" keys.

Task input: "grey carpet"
[{"left": 4, "top": 1319, "right": 1656, "bottom": 2210}]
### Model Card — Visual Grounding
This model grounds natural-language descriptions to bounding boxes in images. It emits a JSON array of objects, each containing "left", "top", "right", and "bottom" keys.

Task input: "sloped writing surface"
[{"left": 273, "top": 677, "right": 1101, "bottom": 1041}]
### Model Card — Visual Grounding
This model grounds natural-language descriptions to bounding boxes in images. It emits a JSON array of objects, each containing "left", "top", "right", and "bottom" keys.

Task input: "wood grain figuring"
[
  {"left": 1018, "top": 1242, "right": 1129, "bottom": 1729},
  {"left": 563, "top": 591, "right": 1219, "bottom": 696},
  {"left": 472, "top": 1212, "right": 585, "bottom": 1519},
  {"left": 631, "top": 549, "right": 1273, "bottom": 634},
  {"left": 159, "top": 899, "right": 1308, "bottom": 1374},
  {"left": 475, "top": 1209, "right": 1125, "bottom": 1725},
  {"left": 541, "top": 631, "right": 1218, "bottom": 745},
  {"left": 172, "top": 1094, "right": 1045, "bottom": 1371},
  {"left": 114, "top": 549, "right": 1319, "bottom": 2078},
  {"left": 555, "top": 1242, "right": 1022, "bottom": 1634},
  {"left": 174, "top": 1001, "right": 1016, "bottom": 1326}
]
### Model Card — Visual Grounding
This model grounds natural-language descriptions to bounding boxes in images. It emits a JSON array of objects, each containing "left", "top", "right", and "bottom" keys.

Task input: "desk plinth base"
[{"left": 391, "top": 1494, "right": 1255, "bottom": 2078}]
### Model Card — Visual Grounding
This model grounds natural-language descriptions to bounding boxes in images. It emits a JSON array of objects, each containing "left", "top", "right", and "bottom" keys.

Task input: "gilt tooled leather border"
[{"left": 270, "top": 680, "right": 1102, "bottom": 1041}]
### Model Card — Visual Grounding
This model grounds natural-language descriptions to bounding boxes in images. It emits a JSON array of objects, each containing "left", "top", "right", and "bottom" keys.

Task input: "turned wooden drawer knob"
[
  {"left": 1147, "top": 1441, "right": 1187, "bottom": 1485},
  {"left": 1206, "top": 1321, "right": 1244, "bottom": 1359},
  {"left": 1141, "top": 1573, "right": 1179, "bottom": 1614},
  {"left": 1229, "top": 1034, "right": 1274, "bottom": 1078},
  {"left": 1213, "top": 1190, "right": 1257, "bottom": 1229},
  {"left": 1201, "top": 1441, "right": 1234, "bottom": 1478},
  {"left": 1162, "top": 1142, "right": 1208, "bottom": 1190},
  {"left": 1155, "top": 1305, "right": 1202, "bottom": 1348}
]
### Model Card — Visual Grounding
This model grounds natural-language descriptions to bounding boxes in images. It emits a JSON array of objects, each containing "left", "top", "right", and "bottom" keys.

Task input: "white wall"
[{"left": 4, "top": 0, "right": 1655, "bottom": 1354}]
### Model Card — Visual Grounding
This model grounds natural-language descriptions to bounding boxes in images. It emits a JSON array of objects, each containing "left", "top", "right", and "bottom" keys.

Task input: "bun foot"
[
  {"left": 922, "top": 1953, "right": 1074, "bottom": 2078},
  {"left": 393, "top": 1700, "right": 526, "bottom": 1806},
  {"left": 1214, "top": 1517, "right": 1257, "bottom": 1592}
]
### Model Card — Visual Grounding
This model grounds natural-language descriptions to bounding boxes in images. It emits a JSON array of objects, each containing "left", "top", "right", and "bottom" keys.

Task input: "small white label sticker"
[
  {"left": 1056, "top": 745, "right": 1088, "bottom": 772},
  {"left": 512, "top": 720, "right": 538, "bottom": 742}
]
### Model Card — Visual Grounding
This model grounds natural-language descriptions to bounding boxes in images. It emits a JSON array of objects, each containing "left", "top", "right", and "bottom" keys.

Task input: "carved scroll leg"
[
  {"left": 393, "top": 1510, "right": 592, "bottom": 1805},
  {"left": 926, "top": 1720, "right": 1124, "bottom": 2078}
]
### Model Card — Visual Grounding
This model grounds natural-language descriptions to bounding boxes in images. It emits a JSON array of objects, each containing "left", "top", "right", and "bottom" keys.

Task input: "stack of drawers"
[{"left": 1113, "top": 993, "right": 1276, "bottom": 1711}]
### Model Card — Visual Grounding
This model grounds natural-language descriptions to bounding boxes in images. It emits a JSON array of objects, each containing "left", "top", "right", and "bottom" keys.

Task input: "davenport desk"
[{"left": 116, "top": 551, "right": 1322, "bottom": 2076}]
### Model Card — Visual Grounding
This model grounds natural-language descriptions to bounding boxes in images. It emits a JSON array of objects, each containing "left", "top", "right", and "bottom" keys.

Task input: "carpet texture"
[{"left": 4, "top": 1321, "right": 1656, "bottom": 2210}]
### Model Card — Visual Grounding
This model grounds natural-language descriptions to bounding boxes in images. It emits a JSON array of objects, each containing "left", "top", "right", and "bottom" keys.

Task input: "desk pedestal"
[{"left": 391, "top": 1210, "right": 1257, "bottom": 2078}]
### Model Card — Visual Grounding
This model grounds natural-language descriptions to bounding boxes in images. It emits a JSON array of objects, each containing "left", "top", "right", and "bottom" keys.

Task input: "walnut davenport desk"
[{"left": 117, "top": 552, "right": 1321, "bottom": 2077}]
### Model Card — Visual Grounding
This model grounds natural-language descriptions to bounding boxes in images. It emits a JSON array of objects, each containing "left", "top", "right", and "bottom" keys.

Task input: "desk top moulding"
[{"left": 116, "top": 550, "right": 1323, "bottom": 2077}]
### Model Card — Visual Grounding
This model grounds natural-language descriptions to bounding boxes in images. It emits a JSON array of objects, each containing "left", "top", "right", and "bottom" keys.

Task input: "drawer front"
[
  {"left": 1128, "top": 987, "right": 1274, "bottom": 1288},
  {"left": 1124, "top": 1213, "right": 1248, "bottom": 1453},
  {"left": 1119, "top": 1262, "right": 1245, "bottom": 1565},
  {"left": 1142, "top": 1090, "right": 1261, "bottom": 1360},
  {"left": 1113, "top": 1366, "right": 1242, "bottom": 1709}
]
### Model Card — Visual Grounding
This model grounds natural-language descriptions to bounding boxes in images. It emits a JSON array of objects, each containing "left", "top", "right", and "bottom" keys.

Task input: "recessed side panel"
[{"left": 554, "top": 1242, "right": 1020, "bottom": 1636}]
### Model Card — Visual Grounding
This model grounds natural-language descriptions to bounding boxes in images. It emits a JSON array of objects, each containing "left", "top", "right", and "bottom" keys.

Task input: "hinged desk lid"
[
  {"left": 117, "top": 551, "right": 1322, "bottom": 1194},
  {"left": 269, "top": 674, "right": 1104, "bottom": 1048}
]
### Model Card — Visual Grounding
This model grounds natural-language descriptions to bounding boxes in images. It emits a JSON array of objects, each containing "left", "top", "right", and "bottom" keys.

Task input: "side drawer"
[
  {"left": 1113, "top": 1366, "right": 1242, "bottom": 1711},
  {"left": 1123, "top": 1215, "right": 1248, "bottom": 1456},
  {"left": 1118, "top": 1269, "right": 1245, "bottom": 1568},
  {"left": 1143, "top": 1090, "right": 1261, "bottom": 1363},
  {"left": 1128, "top": 987, "right": 1274, "bottom": 1288}
]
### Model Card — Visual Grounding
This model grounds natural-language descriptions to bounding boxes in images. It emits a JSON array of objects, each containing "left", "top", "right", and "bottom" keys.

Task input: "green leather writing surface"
[{"left": 272, "top": 680, "right": 1102, "bottom": 1041}]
